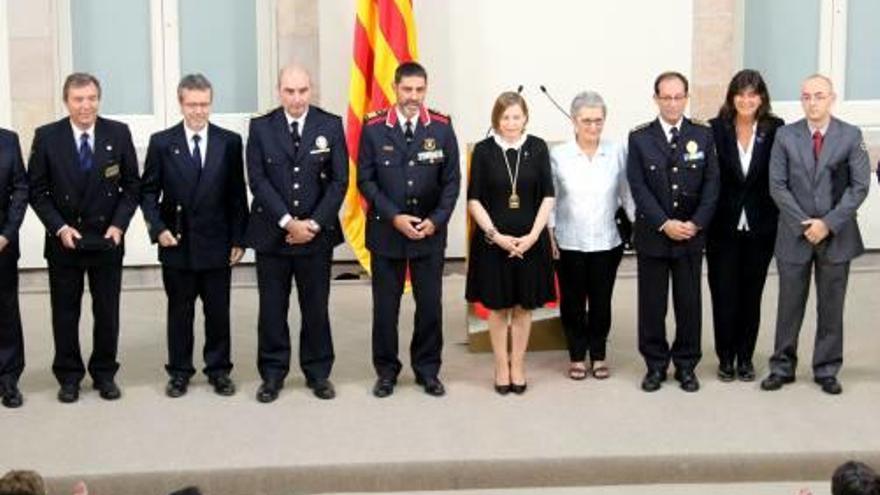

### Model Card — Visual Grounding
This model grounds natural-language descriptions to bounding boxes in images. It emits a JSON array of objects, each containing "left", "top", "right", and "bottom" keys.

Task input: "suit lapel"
[
  {"left": 192, "top": 124, "right": 222, "bottom": 209},
  {"left": 724, "top": 121, "right": 747, "bottom": 183},
  {"left": 793, "top": 120, "right": 818, "bottom": 181},
  {"left": 647, "top": 120, "right": 671, "bottom": 184},
  {"left": 80, "top": 118, "right": 111, "bottom": 207},
  {"left": 296, "top": 111, "right": 318, "bottom": 164},
  {"left": 54, "top": 119, "right": 84, "bottom": 205},
  {"left": 166, "top": 124, "right": 195, "bottom": 191},
  {"left": 273, "top": 109, "right": 298, "bottom": 163},
  {"left": 815, "top": 118, "right": 840, "bottom": 181}
]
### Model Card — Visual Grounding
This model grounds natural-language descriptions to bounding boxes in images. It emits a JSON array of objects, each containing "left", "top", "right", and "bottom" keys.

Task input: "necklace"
[{"left": 501, "top": 146, "right": 522, "bottom": 209}]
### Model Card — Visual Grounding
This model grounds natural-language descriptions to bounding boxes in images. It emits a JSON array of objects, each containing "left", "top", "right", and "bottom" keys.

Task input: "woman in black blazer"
[{"left": 707, "top": 69, "right": 784, "bottom": 382}]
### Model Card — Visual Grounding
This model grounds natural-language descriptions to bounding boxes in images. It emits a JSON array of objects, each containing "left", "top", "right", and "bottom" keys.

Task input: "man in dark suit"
[
  {"left": 0, "top": 127, "right": 28, "bottom": 408},
  {"left": 761, "top": 74, "right": 870, "bottom": 395},
  {"left": 245, "top": 64, "right": 348, "bottom": 403},
  {"left": 141, "top": 74, "right": 248, "bottom": 398},
  {"left": 626, "top": 71, "right": 720, "bottom": 393},
  {"left": 28, "top": 73, "right": 140, "bottom": 403},
  {"left": 358, "top": 61, "right": 460, "bottom": 398}
]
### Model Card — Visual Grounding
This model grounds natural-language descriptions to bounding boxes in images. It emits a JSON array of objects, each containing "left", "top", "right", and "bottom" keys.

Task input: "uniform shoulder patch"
[
  {"left": 428, "top": 108, "right": 450, "bottom": 123},
  {"left": 364, "top": 108, "right": 388, "bottom": 125},
  {"left": 630, "top": 121, "right": 652, "bottom": 133},
  {"left": 690, "top": 118, "right": 711, "bottom": 128}
]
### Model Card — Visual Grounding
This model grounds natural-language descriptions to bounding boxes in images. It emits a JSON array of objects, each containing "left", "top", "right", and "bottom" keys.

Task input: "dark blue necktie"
[
  {"left": 78, "top": 132, "right": 93, "bottom": 172},
  {"left": 192, "top": 134, "right": 202, "bottom": 178}
]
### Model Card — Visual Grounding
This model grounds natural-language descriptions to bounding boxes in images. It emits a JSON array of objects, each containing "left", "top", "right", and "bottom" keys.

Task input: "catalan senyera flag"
[{"left": 342, "top": 0, "right": 419, "bottom": 274}]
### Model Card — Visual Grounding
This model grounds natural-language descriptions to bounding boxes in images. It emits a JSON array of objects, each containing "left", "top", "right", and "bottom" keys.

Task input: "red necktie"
[{"left": 812, "top": 130, "right": 824, "bottom": 162}]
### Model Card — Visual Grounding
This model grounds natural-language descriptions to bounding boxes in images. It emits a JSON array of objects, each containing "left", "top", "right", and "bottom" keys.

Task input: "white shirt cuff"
[{"left": 278, "top": 214, "right": 292, "bottom": 228}]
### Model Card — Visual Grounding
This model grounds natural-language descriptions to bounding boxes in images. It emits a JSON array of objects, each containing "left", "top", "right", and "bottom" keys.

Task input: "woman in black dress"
[
  {"left": 466, "top": 92, "right": 555, "bottom": 395},
  {"left": 707, "top": 69, "right": 784, "bottom": 382}
]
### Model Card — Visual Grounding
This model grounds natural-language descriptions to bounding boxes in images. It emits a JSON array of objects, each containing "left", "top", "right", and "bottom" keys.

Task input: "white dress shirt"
[
  {"left": 549, "top": 139, "right": 636, "bottom": 252},
  {"left": 659, "top": 117, "right": 684, "bottom": 143},
  {"left": 183, "top": 124, "right": 208, "bottom": 168},
  {"left": 736, "top": 122, "right": 757, "bottom": 231},
  {"left": 70, "top": 121, "right": 95, "bottom": 152},
  {"left": 396, "top": 107, "right": 418, "bottom": 134}
]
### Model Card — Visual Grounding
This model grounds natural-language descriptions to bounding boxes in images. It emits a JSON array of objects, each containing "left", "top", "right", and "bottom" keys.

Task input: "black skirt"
[{"left": 465, "top": 229, "right": 556, "bottom": 310}]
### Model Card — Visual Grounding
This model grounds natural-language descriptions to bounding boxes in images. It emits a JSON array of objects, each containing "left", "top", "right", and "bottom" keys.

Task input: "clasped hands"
[
  {"left": 492, "top": 231, "right": 538, "bottom": 259},
  {"left": 801, "top": 218, "right": 829, "bottom": 245},
  {"left": 662, "top": 220, "right": 699, "bottom": 241},
  {"left": 392, "top": 214, "right": 436, "bottom": 240}
]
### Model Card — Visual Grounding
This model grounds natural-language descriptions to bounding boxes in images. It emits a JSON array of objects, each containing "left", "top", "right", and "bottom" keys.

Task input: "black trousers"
[
  {"left": 371, "top": 252, "right": 444, "bottom": 380},
  {"left": 48, "top": 261, "right": 122, "bottom": 385},
  {"left": 162, "top": 265, "right": 233, "bottom": 380},
  {"left": 557, "top": 245, "right": 623, "bottom": 362},
  {"left": 706, "top": 232, "right": 774, "bottom": 366},
  {"left": 0, "top": 255, "right": 24, "bottom": 386},
  {"left": 255, "top": 251, "right": 334, "bottom": 384},
  {"left": 636, "top": 252, "right": 703, "bottom": 372}
]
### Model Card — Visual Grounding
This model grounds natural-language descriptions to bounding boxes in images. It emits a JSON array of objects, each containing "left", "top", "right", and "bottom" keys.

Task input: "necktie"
[
  {"left": 669, "top": 126, "right": 680, "bottom": 153},
  {"left": 404, "top": 121, "right": 414, "bottom": 144},
  {"left": 812, "top": 130, "right": 824, "bottom": 162},
  {"left": 192, "top": 134, "right": 203, "bottom": 178},
  {"left": 78, "top": 132, "right": 93, "bottom": 172},
  {"left": 290, "top": 121, "right": 301, "bottom": 154}
]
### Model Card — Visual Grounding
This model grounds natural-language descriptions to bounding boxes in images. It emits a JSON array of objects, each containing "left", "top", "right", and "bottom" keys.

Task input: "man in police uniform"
[
  {"left": 141, "top": 74, "right": 248, "bottom": 398},
  {"left": 28, "top": 73, "right": 141, "bottom": 403},
  {"left": 245, "top": 64, "right": 348, "bottom": 403},
  {"left": 358, "top": 61, "right": 460, "bottom": 398},
  {"left": 0, "top": 127, "right": 28, "bottom": 408},
  {"left": 626, "top": 71, "right": 719, "bottom": 393}
]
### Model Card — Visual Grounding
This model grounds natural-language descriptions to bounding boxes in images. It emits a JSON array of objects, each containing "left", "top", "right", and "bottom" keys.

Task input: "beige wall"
[{"left": 3, "top": 0, "right": 880, "bottom": 267}]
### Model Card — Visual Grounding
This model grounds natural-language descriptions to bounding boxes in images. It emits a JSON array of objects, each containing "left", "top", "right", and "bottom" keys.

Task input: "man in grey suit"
[{"left": 761, "top": 74, "right": 870, "bottom": 395}]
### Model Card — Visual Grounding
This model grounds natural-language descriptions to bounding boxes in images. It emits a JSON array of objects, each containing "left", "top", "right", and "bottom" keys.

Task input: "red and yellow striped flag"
[{"left": 343, "top": 0, "right": 419, "bottom": 274}]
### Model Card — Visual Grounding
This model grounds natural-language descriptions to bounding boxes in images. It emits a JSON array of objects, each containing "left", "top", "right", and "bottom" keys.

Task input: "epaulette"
[
  {"left": 364, "top": 108, "right": 388, "bottom": 124},
  {"left": 428, "top": 108, "right": 450, "bottom": 123},
  {"left": 690, "top": 118, "right": 710, "bottom": 128},
  {"left": 630, "top": 121, "right": 652, "bottom": 133}
]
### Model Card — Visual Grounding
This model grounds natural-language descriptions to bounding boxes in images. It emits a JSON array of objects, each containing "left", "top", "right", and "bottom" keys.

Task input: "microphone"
[
  {"left": 539, "top": 85, "right": 571, "bottom": 120},
  {"left": 485, "top": 85, "right": 525, "bottom": 137}
]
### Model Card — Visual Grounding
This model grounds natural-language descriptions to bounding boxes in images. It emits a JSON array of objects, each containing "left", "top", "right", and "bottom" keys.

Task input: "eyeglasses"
[
  {"left": 656, "top": 95, "right": 688, "bottom": 103},
  {"left": 577, "top": 118, "right": 605, "bottom": 127},
  {"left": 800, "top": 93, "right": 830, "bottom": 103}
]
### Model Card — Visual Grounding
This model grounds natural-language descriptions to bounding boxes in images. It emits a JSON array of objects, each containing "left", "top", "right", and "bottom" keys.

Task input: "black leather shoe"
[
  {"left": 494, "top": 383, "right": 511, "bottom": 395},
  {"left": 307, "top": 379, "right": 336, "bottom": 400},
  {"left": 93, "top": 380, "right": 121, "bottom": 400},
  {"left": 717, "top": 362, "right": 735, "bottom": 382},
  {"left": 415, "top": 376, "right": 446, "bottom": 397},
  {"left": 736, "top": 361, "right": 756, "bottom": 382},
  {"left": 209, "top": 374, "right": 236, "bottom": 396},
  {"left": 814, "top": 376, "right": 842, "bottom": 395},
  {"left": 165, "top": 377, "right": 189, "bottom": 398},
  {"left": 760, "top": 373, "right": 795, "bottom": 391},
  {"left": 58, "top": 383, "right": 80, "bottom": 403},
  {"left": 372, "top": 377, "right": 396, "bottom": 398},
  {"left": 641, "top": 370, "right": 666, "bottom": 392},
  {"left": 509, "top": 382, "right": 527, "bottom": 395},
  {"left": 256, "top": 381, "right": 282, "bottom": 403},
  {"left": 675, "top": 369, "right": 700, "bottom": 392},
  {"left": 1, "top": 383, "right": 23, "bottom": 408}
]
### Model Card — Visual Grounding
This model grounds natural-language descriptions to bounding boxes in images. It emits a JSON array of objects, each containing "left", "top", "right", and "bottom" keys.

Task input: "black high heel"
[{"left": 510, "top": 382, "right": 527, "bottom": 394}]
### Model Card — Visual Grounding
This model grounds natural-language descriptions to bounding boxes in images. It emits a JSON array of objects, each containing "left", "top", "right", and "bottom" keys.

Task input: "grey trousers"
[{"left": 769, "top": 256, "right": 850, "bottom": 379}]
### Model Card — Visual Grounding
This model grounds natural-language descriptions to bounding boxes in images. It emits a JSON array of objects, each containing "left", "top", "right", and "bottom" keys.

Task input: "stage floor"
[{"left": 3, "top": 257, "right": 880, "bottom": 495}]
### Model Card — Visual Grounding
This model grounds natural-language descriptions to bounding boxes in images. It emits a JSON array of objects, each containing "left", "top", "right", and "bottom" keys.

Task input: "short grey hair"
[
  {"left": 569, "top": 91, "right": 607, "bottom": 118},
  {"left": 177, "top": 73, "right": 213, "bottom": 100}
]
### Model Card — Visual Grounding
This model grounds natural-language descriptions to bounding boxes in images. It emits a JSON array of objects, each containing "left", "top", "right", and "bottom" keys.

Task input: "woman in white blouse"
[{"left": 549, "top": 91, "right": 635, "bottom": 380}]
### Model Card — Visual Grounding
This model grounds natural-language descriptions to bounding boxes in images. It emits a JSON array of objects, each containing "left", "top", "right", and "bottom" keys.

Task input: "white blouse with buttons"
[{"left": 549, "top": 139, "right": 635, "bottom": 252}]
